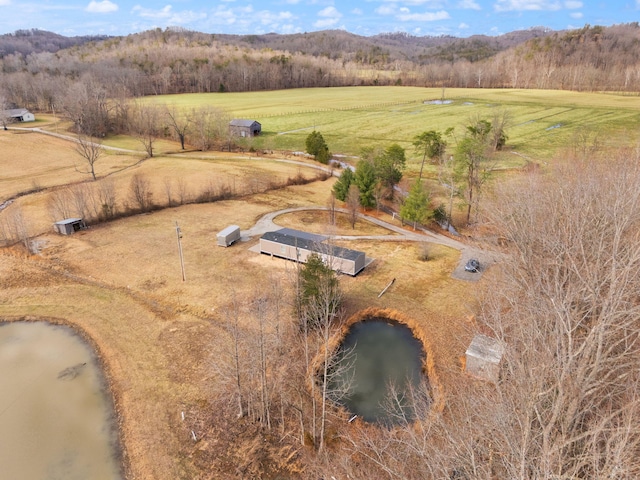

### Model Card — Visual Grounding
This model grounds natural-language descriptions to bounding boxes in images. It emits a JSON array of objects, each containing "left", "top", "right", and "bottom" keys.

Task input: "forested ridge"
[{"left": 2, "top": 23, "right": 640, "bottom": 114}]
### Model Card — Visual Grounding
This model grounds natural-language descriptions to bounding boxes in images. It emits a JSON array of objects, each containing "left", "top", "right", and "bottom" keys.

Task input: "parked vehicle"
[{"left": 465, "top": 258, "right": 480, "bottom": 273}]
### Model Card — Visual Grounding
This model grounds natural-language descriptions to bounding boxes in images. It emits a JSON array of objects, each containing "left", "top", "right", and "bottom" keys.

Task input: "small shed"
[
  {"left": 53, "top": 218, "right": 86, "bottom": 235},
  {"left": 259, "top": 228, "right": 366, "bottom": 276},
  {"left": 217, "top": 225, "right": 241, "bottom": 247},
  {"left": 465, "top": 334, "right": 504, "bottom": 383},
  {"left": 229, "top": 119, "right": 261, "bottom": 137},
  {"left": 4, "top": 108, "right": 35, "bottom": 122}
]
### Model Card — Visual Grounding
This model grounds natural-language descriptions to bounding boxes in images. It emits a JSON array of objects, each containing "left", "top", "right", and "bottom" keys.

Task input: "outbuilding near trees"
[
  {"left": 53, "top": 218, "right": 86, "bottom": 235},
  {"left": 2, "top": 108, "right": 35, "bottom": 123},
  {"left": 229, "top": 119, "right": 261, "bottom": 137},
  {"left": 464, "top": 333, "right": 504, "bottom": 383},
  {"left": 259, "top": 228, "right": 366, "bottom": 276},
  {"left": 217, "top": 225, "right": 241, "bottom": 247}
]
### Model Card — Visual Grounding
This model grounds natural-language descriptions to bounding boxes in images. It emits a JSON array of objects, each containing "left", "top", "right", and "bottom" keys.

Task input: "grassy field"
[{"left": 142, "top": 87, "right": 640, "bottom": 177}]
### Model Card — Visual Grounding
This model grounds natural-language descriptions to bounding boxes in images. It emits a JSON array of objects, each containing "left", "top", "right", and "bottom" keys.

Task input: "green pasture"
[{"left": 141, "top": 87, "right": 640, "bottom": 177}]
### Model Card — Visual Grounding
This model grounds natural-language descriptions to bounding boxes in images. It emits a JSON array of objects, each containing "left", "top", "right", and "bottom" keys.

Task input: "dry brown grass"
[
  {"left": 0, "top": 130, "right": 142, "bottom": 202},
  {"left": 0, "top": 130, "right": 487, "bottom": 479},
  {"left": 273, "top": 209, "right": 400, "bottom": 237}
]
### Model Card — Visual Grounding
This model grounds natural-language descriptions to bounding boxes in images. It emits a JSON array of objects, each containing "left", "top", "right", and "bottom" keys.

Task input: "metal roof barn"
[
  {"left": 217, "top": 225, "right": 241, "bottom": 247},
  {"left": 259, "top": 228, "right": 366, "bottom": 276},
  {"left": 229, "top": 119, "right": 261, "bottom": 137},
  {"left": 3, "top": 108, "right": 35, "bottom": 123},
  {"left": 53, "top": 218, "right": 86, "bottom": 235}
]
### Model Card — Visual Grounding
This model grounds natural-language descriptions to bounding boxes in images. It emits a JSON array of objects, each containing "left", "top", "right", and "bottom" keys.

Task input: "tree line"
[
  {"left": 327, "top": 109, "right": 508, "bottom": 229},
  {"left": 3, "top": 24, "right": 640, "bottom": 116}
]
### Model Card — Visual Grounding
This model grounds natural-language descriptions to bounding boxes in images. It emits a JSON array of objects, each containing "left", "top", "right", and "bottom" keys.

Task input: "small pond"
[
  {"left": 0, "top": 321, "right": 123, "bottom": 479},
  {"left": 327, "top": 317, "right": 429, "bottom": 425}
]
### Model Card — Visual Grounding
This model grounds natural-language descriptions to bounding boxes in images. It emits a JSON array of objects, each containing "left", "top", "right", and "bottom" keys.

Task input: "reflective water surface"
[
  {"left": 0, "top": 321, "right": 122, "bottom": 479},
  {"left": 328, "top": 318, "right": 429, "bottom": 425}
]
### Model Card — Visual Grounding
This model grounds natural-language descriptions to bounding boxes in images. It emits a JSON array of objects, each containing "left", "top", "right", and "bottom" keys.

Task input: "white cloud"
[
  {"left": 381, "top": 0, "right": 445, "bottom": 5},
  {"left": 375, "top": 4, "right": 397, "bottom": 15},
  {"left": 397, "top": 10, "right": 450, "bottom": 21},
  {"left": 352, "top": 8, "right": 363, "bottom": 15},
  {"left": 564, "top": 0, "right": 582, "bottom": 7},
  {"left": 314, "top": 5, "right": 342, "bottom": 28},
  {"left": 494, "top": 0, "right": 562, "bottom": 12},
  {"left": 458, "top": 0, "right": 481, "bottom": 10},
  {"left": 132, "top": 5, "right": 173, "bottom": 19},
  {"left": 131, "top": 4, "right": 206, "bottom": 25},
  {"left": 257, "top": 10, "right": 294, "bottom": 25},
  {"left": 459, "top": 22, "right": 470, "bottom": 28},
  {"left": 570, "top": 11, "right": 583, "bottom": 18},
  {"left": 0, "top": 0, "right": 11, "bottom": 5},
  {"left": 86, "top": 0, "right": 118, "bottom": 14},
  {"left": 318, "top": 6, "right": 341, "bottom": 18}
]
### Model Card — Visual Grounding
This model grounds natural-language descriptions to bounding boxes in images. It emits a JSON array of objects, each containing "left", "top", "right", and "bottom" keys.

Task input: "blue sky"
[{"left": 0, "top": 0, "right": 637, "bottom": 38}]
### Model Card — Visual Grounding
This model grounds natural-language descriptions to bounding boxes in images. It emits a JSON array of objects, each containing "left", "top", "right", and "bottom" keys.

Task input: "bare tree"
[
  {"left": 69, "top": 182, "right": 91, "bottom": 220},
  {"left": 75, "top": 133, "right": 104, "bottom": 180},
  {"left": 47, "top": 187, "right": 74, "bottom": 221},
  {"left": 450, "top": 152, "right": 640, "bottom": 478},
  {"left": 3, "top": 205, "right": 32, "bottom": 252},
  {"left": 129, "top": 102, "right": 161, "bottom": 158},
  {"left": 346, "top": 184, "right": 360, "bottom": 229},
  {"left": 128, "top": 173, "right": 153, "bottom": 212},
  {"left": 162, "top": 177, "right": 174, "bottom": 207},
  {"left": 163, "top": 104, "right": 191, "bottom": 150},
  {"left": 96, "top": 177, "right": 117, "bottom": 220},
  {"left": 0, "top": 94, "right": 10, "bottom": 130},
  {"left": 221, "top": 292, "right": 246, "bottom": 419}
]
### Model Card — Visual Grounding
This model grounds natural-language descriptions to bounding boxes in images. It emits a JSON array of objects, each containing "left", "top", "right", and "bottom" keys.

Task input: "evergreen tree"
[
  {"left": 332, "top": 167, "right": 354, "bottom": 201},
  {"left": 374, "top": 143, "right": 406, "bottom": 198},
  {"left": 297, "top": 253, "right": 340, "bottom": 330},
  {"left": 354, "top": 159, "right": 377, "bottom": 209},
  {"left": 305, "top": 130, "right": 331, "bottom": 164},
  {"left": 400, "top": 178, "right": 432, "bottom": 229}
]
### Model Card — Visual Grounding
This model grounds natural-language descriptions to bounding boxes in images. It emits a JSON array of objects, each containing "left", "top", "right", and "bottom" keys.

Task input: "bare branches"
[{"left": 74, "top": 133, "right": 103, "bottom": 180}]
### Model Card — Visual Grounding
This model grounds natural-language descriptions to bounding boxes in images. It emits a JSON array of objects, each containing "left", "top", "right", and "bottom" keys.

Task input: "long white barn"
[{"left": 259, "top": 228, "right": 366, "bottom": 276}]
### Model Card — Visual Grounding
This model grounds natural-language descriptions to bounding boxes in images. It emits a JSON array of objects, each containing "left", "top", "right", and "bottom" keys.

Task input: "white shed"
[
  {"left": 53, "top": 218, "right": 86, "bottom": 235},
  {"left": 5, "top": 108, "right": 35, "bottom": 123},
  {"left": 465, "top": 334, "right": 504, "bottom": 383},
  {"left": 217, "top": 225, "right": 241, "bottom": 247}
]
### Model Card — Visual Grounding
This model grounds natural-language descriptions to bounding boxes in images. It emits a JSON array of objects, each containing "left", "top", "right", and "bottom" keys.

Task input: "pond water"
[
  {"left": 327, "top": 318, "right": 429, "bottom": 425},
  {"left": 0, "top": 321, "right": 123, "bottom": 480}
]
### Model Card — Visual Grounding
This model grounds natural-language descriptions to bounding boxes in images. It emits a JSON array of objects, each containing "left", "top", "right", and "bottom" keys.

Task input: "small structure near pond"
[
  {"left": 259, "top": 228, "right": 366, "bottom": 276},
  {"left": 217, "top": 225, "right": 241, "bottom": 247},
  {"left": 465, "top": 334, "right": 504, "bottom": 383},
  {"left": 53, "top": 218, "right": 86, "bottom": 235},
  {"left": 229, "top": 119, "right": 261, "bottom": 137}
]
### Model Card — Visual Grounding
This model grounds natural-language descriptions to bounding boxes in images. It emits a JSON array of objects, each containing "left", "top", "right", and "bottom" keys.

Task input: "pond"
[
  {"left": 0, "top": 321, "right": 123, "bottom": 479},
  {"left": 327, "top": 317, "right": 430, "bottom": 425}
]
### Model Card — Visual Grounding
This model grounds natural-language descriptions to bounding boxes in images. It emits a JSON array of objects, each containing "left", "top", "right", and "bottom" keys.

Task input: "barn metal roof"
[
  {"left": 54, "top": 218, "right": 84, "bottom": 225},
  {"left": 3, "top": 108, "right": 31, "bottom": 118},
  {"left": 261, "top": 229, "right": 364, "bottom": 262},
  {"left": 229, "top": 119, "right": 260, "bottom": 127}
]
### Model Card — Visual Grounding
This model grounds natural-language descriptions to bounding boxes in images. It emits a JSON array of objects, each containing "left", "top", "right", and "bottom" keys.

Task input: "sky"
[{"left": 0, "top": 0, "right": 637, "bottom": 38}]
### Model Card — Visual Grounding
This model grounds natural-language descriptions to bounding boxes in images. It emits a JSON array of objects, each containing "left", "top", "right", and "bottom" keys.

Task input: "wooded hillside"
[{"left": 2, "top": 23, "right": 640, "bottom": 114}]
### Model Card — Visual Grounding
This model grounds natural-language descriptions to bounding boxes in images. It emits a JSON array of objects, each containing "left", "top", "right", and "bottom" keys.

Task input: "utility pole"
[{"left": 175, "top": 221, "right": 185, "bottom": 281}]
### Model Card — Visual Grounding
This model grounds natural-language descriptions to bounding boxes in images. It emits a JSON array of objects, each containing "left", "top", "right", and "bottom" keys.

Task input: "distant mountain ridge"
[
  {"left": 0, "top": 28, "right": 109, "bottom": 57},
  {"left": 0, "top": 26, "right": 555, "bottom": 62}
]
